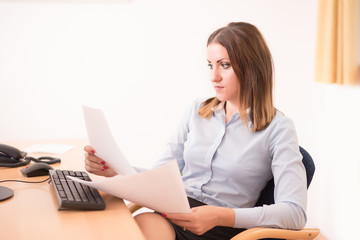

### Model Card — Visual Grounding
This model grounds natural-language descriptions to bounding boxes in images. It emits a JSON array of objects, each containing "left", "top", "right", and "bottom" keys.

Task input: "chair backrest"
[{"left": 255, "top": 146, "right": 315, "bottom": 207}]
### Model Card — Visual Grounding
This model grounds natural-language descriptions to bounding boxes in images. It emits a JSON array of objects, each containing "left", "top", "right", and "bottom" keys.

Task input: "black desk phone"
[
  {"left": 0, "top": 144, "right": 29, "bottom": 167},
  {"left": 0, "top": 144, "right": 61, "bottom": 167}
]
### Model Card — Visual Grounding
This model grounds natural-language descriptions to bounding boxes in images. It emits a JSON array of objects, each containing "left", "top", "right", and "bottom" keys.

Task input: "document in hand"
[
  {"left": 72, "top": 106, "right": 190, "bottom": 213},
  {"left": 82, "top": 105, "right": 137, "bottom": 176}
]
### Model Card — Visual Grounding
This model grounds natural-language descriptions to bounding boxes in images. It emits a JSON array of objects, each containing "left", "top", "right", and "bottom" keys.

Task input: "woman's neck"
[{"left": 225, "top": 101, "right": 239, "bottom": 123}]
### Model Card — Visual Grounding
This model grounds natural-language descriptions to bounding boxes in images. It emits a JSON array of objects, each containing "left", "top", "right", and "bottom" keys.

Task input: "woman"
[{"left": 84, "top": 22, "right": 307, "bottom": 240}]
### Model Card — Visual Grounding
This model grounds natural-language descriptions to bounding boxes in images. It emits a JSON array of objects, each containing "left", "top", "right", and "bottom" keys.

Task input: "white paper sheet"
[
  {"left": 69, "top": 160, "right": 190, "bottom": 213},
  {"left": 80, "top": 105, "right": 190, "bottom": 213},
  {"left": 83, "top": 105, "right": 137, "bottom": 176},
  {"left": 25, "top": 144, "right": 74, "bottom": 154}
]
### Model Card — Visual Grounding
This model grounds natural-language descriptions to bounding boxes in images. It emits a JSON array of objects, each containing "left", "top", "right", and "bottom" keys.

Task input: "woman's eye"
[
  {"left": 221, "top": 63, "right": 230, "bottom": 69},
  {"left": 207, "top": 63, "right": 213, "bottom": 69}
]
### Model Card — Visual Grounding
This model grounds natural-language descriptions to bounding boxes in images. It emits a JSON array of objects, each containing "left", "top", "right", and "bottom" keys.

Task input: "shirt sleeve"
[
  {"left": 152, "top": 100, "right": 195, "bottom": 171},
  {"left": 233, "top": 116, "right": 307, "bottom": 230}
]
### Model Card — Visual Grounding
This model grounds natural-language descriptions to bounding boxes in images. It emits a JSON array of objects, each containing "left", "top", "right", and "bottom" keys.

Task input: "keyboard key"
[{"left": 59, "top": 190, "right": 66, "bottom": 198}]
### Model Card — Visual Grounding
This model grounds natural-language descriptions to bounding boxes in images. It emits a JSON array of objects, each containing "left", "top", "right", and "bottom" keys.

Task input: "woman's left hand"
[{"left": 163, "top": 205, "right": 235, "bottom": 235}]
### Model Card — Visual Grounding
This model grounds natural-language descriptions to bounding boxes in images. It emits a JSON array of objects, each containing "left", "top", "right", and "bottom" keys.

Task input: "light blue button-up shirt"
[{"left": 154, "top": 98, "right": 307, "bottom": 229}]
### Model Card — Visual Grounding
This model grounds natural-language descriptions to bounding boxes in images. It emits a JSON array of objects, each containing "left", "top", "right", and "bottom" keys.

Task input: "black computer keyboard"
[{"left": 49, "top": 169, "right": 106, "bottom": 210}]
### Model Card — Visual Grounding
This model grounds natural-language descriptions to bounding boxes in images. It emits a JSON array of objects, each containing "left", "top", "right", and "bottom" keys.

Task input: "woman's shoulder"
[
  {"left": 187, "top": 98, "right": 207, "bottom": 111},
  {"left": 193, "top": 98, "right": 207, "bottom": 105},
  {"left": 272, "top": 109, "right": 293, "bottom": 122},
  {"left": 180, "top": 98, "right": 207, "bottom": 122},
  {"left": 268, "top": 109, "right": 296, "bottom": 132},
  {"left": 266, "top": 110, "right": 299, "bottom": 151}
]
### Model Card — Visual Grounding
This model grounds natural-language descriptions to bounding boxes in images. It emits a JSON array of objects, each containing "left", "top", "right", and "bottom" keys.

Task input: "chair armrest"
[
  {"left": 230, "top": 227, "right": 320, "bottom": 240},
  {"left": 127, "top": 202, "right": 144, "bottom": 214}
]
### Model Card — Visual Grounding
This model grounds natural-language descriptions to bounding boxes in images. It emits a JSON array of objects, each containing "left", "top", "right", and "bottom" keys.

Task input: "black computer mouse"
[{"left": 21, "top": 163, "right": 54, "bottom": 177}]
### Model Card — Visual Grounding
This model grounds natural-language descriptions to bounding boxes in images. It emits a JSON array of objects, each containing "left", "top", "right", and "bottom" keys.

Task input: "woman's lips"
[{"left": 214, "top": 86, "right": 224, "bottom": 91}]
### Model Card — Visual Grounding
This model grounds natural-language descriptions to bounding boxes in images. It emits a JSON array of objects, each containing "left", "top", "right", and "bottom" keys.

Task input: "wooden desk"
[{"left": 0, "top": 139, "right": 145, "bottom": 240}]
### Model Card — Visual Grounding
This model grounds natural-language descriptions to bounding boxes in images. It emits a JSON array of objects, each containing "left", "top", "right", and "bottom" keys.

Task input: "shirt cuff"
[{"left": 233, "top": 207, "right": 261, "bottom": 228}]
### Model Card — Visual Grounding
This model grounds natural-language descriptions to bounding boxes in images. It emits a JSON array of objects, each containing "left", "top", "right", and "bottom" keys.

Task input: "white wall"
[{"left": 1, "top": 0, "right": 359, "bottom": 239}]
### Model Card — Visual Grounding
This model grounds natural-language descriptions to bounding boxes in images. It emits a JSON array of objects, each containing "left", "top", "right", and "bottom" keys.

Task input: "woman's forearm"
[{"left": 214, "top": 206, "right": 236, "bottom": 228}]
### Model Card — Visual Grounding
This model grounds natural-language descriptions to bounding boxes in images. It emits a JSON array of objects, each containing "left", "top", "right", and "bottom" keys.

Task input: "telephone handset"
[
  {"left": 0, "top": 144, "right": 29, "bottom": 167},
  {"left": 0, "top": 144, "right": 27, "bottom": 160},
  {"left": 0, "top": 144, "right": 61, "bottom": 167}
]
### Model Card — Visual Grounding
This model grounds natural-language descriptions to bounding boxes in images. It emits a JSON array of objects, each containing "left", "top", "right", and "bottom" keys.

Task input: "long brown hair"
[{"left": 198, "top": 22, "right": 275, "bottom": 131}]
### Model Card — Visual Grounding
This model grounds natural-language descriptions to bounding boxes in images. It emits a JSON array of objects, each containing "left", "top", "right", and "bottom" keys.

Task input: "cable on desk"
[{"left": 0, "top": 177, "right": 50, "bottom": 184}]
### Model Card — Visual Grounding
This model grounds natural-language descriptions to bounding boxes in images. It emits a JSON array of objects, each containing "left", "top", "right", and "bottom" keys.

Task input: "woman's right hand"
[{"left": 84, "top": 145, "right": 117, "bottom": 177}]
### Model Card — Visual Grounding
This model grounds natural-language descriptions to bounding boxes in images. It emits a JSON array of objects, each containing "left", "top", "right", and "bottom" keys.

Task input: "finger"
[
  {"left": 165, "top": 213, "right": 192, "bottom": 221},
  {"left": 85, "top": 166, "right": 108, "bottom": 177},
  {"left": 168, "top": 218, "right": 191, "bottom": 227},
  {"left": 104, "top": 168, "right": 117, "bottom": 177},
  {"left": 84, "top": 164, "right": 102, "bottom": 174},
  {"left": 84, "top": 153, "right": 106, "bottom": 171},
  {"left": 84, "top": 152, "right": 105, "bottom": 166},
  {"left": 84, "top": 160, "right": 108, "bottom": 175},
  {"left": 86, "top": 152, "right": 105, "bottom": 164},
  {"left": 84, "top": 145, "right": 96, "bottom": 154},
  {"left": 162, "top": 213, "right": 191, "bottom": 227}
]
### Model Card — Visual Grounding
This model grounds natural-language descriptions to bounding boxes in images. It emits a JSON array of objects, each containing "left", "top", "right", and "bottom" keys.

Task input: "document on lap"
[{"left": 75, "top": 105, "right": 191, "bottom": 213}]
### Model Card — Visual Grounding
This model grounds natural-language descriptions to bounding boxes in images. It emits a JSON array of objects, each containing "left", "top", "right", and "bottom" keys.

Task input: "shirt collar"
[
  {"left": 211, "top": 102, "right": 251, "bottom": 114},
  {"left": 211, "top": 101, "right": 251, "bottom": 120},
  {"left": 211, "top": 101, "right": 226, "bottom": 112}
]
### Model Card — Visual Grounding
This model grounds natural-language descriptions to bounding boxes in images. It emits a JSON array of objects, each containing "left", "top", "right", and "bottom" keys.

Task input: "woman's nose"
[{"left": 210, "top": 68, "right": 221, "bottom": 82}]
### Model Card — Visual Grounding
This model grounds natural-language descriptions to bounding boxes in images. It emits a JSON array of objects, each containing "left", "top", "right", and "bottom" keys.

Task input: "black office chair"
[{"left": 128, "top": 146, "right": 320, "bottom": 240}]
